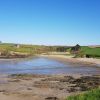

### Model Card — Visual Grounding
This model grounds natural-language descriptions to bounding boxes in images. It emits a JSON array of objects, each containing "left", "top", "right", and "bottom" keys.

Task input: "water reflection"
[{"left": 0, "top": 57, "right": 99, "bottom": 75}]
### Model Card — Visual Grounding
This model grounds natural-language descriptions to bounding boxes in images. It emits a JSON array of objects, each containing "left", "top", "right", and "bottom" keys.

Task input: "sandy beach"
[
  {"left": 0, "top": 74, "right": 99, "bottom": 100},
  {"left": 0, "top": 55, "right": 100, "bottom": 100},
  {"left": 41, "top": 55, "right": 100, "bottom": 67},
  {"left": 0, "top": 55, "right": 100, "bottom": 66}
]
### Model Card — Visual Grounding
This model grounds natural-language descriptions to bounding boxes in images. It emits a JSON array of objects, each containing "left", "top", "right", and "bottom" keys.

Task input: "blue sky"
[{"left": 0, "top": 0, "right": 100, "bottom": 46}]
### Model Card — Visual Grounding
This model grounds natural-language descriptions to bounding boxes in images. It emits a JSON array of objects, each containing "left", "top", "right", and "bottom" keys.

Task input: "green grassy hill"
[
  {"left": 0, "top": 43, "right": 71, "bottom": 55},
  {"left": 81, "top": 46, "right": 100, "bottom": 58},
  {"left": 0, "top": 43, "right": 46, "bottom": 54},
  {"left": 66, "top": 88, "right": 100, "bottom": 100}
]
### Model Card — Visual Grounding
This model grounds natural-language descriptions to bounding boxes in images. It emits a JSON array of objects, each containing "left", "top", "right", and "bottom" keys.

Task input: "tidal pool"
[{"left": 0, "top": 57, "right": 99, "bottom": 75}]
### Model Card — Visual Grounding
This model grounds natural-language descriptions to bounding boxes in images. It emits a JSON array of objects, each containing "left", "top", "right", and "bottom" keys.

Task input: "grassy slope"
[
  {"left": 0, "top": 43, "right": 43, "bottom": 54},
  {"left": 0, "top": 44, "right": 100, "bottom": 57},
  {"left": 81, "top": 46, "right": 100, "bottom": 57},
  {"left": 67, "top": 88, "right": 100, "bottom": 100}
]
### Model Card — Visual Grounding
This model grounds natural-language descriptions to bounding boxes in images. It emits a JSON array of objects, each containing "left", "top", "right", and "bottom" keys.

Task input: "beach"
[
  {"left": 0, "top": 74, "right": 99, "bottom": 100},
  {"left": 0, "top": 55, "right": 99, "bottom": 100},
  {"left": 41, "top": 55, "right": 100, "bottom": 67}
]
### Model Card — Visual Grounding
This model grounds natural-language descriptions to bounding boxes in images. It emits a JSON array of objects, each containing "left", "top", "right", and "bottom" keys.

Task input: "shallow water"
[{"left": 0, "top": 57, "right": 100, "bottom": 75}]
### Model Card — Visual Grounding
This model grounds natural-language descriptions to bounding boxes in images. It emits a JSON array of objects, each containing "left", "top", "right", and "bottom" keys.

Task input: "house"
[
  {"left": 71, "top": 44, "right": 81, "bottom": 54},
  {"left": 14, "top": 44, "right": 20, "bottom": 48}
]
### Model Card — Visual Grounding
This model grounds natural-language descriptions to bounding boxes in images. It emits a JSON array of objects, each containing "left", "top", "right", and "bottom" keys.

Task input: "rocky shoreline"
[
  {"left": 0, "top": 74, "right": 99, "bottom": 100},
  {"left": 0, "top": 55, "right": 100, "bottom": 100}
]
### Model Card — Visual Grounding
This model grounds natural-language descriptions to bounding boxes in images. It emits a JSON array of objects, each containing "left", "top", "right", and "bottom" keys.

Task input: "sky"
[{"left": 0, "top": 0, "right": 100, "bottom": 46}]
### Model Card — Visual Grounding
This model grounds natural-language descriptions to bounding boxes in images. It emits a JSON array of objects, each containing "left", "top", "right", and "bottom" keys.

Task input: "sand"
[
  {"left": 40, "top": 55, "right": 100, "bottom": 67},
  {"left": 0, "top": 55, "right": 100, "bottom": 100},
  {"left": 0, "top": 74, "right": 99, "bottom": 100}
]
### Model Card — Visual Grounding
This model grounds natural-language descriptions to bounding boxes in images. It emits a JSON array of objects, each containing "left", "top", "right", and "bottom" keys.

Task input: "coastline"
[
  {"left": 0, "top": 73, "right": 99, "bottom": 100},
  {"left": 0, "top": 56, "right": 37, "bottom": 61},
  {"left": 0, "top": 54, "right": 100, "bottom": 67},
  {"left": 0, "top": 55, "right": 100, "bottom": 100},
  {"left": 40, "top": 55, "right": 100, "bottom": 67}
]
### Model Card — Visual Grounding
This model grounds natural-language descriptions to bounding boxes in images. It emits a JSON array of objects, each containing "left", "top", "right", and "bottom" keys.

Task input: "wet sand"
[
  {"left": 0, "top": 74, "right": 100, "bottom": 100},
  {"left": 0, "top": 56, "right": 100, "bottom": 100},
  {"left": 41, "top": 55, "right": 100, "bottom": 67}
]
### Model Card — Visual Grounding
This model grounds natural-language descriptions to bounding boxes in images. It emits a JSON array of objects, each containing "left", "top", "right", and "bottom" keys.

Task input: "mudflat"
[
  {"left": 0, "top": 74, "right": 100, "bottom": 100},
  {"left": 0, "top": 56, "right": 100, "bottom": 100},
  {"left": 41, "top": 55, "right": 100, "bottom": 66}
]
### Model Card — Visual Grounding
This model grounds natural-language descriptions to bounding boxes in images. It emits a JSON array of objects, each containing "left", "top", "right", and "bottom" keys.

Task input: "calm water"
[{"left": 0, "top": 57, "right": 100, "bottom": 75}]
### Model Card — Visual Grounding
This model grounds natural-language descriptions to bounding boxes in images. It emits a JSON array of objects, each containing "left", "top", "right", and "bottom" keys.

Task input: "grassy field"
[
  {"left": 0, "top": 43, "right": 69, "bottom": 55},
  {"left": 0, "top": 43, "right": 100, "bottom": 58},
  {"left": 81, "top": 46, "right": 100, "bottom": 58},
  {"left": 66, "top": 88, "right": 100, "bottom": 100},
  {"left": 0, "top": 43, "right": 46, "bottom": 55}
]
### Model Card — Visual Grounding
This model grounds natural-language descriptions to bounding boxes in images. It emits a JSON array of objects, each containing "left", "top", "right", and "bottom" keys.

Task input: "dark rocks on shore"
[
  {"left": 34, "top": 75, "right": 100, "bottom": 93},
  {"left": 0, "top": 90, "right": 6, "bottom": 93},
  {"left": 45, "top": 97, "right": 59, "bottom": 100},
  {"left": 68, "top": 76, "right": 100, "bottom": 92},
  {"left": 8, "top": 79, "right": 21, "bottom": 82},
  {"left": 41, "top": 76, "right": 74, "bottom": 82},
  {"left": 9, "top": 74, "right": 100, "bottom": 94}
]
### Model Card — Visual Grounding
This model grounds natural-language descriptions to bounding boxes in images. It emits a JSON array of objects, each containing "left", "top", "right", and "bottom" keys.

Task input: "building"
[
  {"left": 14, "top": 44, "right": 20, "bottom": 48},
  {"left": 71, "top": 44, "right": 81, "bottom": 54}
]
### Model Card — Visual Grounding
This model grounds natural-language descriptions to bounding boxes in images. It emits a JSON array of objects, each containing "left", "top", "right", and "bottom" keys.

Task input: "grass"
[
  {"left": 80, "top": 46, "right": 100, "bottom": 58},
  {"left": 0, "top": 43, "right": 71, "bottom": 55},
  {"left": 0, "top": 43, "right": 100, "bottom": 58},
  {"left": 0, "top": 43, "right": 47, "bottom": 54},
  {"left": 66, "top": 88, "right": 100, "bottom": 100}
]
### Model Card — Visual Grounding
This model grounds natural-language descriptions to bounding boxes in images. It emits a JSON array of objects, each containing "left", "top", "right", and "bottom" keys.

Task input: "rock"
[
  {"left": 0, "top": 90, "right": 6, "bottom": 92},
  {"left": 69, "top": 76, "right": 100, "bottom": 91},
  {"left": 27, "top": 88, "right": 32, "bottom": 90},
  {"left": 45, "top": 97, "right": 59, "bottom": 100},
  {"left": 8, "top": 79, "right": 20, "bottom": 82}
]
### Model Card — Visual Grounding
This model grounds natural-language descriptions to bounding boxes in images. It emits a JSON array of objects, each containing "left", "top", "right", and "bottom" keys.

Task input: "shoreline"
[
  {"left": 0, "top": 56, "right": 37, "bottom": 61},
  {"left": 0, "top": 73, "right": 99, "bottom": 100},
  {"left": 0, "top": 54, "right": 100, "bottom": 67},
  {"left": 40, "top": 55, "right": 100, "bottom": 67},
  {"left": 0, "top": 55, "right": 100, "bottom": 100}
]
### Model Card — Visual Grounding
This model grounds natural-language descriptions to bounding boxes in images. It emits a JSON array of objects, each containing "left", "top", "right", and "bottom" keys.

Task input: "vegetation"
[
  {"left": 67, "top": 88, "right": 100, "bottom": 100},
  {"left": 69, "top": 45, "right": 100, "bottom": 58},
  {"left": 81, "top": 46, "right": 100, "bottom": 58},
  {"left": 0, "top": 43, "right": 100, "bottom": 58},
  {"left": 0, "top": 43, "right": 71, "bottom": 58}
]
